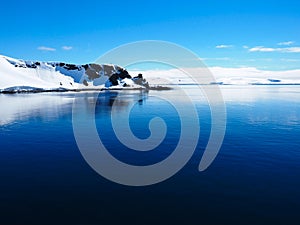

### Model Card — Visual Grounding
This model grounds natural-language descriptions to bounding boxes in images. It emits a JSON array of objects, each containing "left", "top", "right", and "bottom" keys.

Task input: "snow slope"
[{"left": 0, "top": 55, "right": 148, "bottom": 93}]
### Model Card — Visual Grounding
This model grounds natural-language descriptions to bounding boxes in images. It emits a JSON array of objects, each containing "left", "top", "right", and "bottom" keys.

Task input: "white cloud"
[
  {"left": 62, "top": 46, "right": 73, "bottom": 51},
  {"left": 216, "top": 45, "right": 233, "bottom": 49},
  {"left": 249, "top": 46, "right": 300, "bottom": 53},
  {"left": 249, "top": 46, "right": 276, "bottom": 52},
  {"left": 37, "top": 46, "right": 56, "bottom": 51},
  {"left": 243, "top": 45, "right": 249, "bottom": 49},
  {"left": 278, "top": 41, "right": 294, "bottom": 46}
]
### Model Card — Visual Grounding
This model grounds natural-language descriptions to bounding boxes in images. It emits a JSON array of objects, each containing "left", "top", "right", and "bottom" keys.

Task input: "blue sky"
[{"left": 1, "top": 0, "right": 300, "bottom": 70}]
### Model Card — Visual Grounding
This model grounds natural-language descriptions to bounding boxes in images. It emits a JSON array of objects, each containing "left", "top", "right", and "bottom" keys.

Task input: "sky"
[{"left": 0, "top": 0, "right": 300, "bottom": 71}]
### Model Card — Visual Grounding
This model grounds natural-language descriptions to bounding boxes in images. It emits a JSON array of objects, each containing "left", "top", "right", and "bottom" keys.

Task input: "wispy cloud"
[
  {"left": 277, "top": 41, "right": 294, "bottom": 46},
  {"left": 249, "top": 46, "right": 300, "bottom": 53},
  {"left": 215, "top": 45, "right": 233, "bottom": 49},
  {"left": 280, "top": 58, "right": 300, "bottom": 62},
  {"left": 284, "top": 47, "right": 300, "bottom": 53},
  {"left": 37, "top": 46, "right": 56, "bottom": 51},
  {"left": 249, "top": 46, "right": 276, "bottom": 52},
  {"left": 62, "top": 46, "right": 73, "bottom": 51}
]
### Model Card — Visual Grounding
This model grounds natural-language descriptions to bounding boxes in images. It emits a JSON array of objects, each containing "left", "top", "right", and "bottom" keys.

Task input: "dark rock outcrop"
[
  {"left": 133, "top": 73, "right": 150, "bottom": 88},
  {"left": 103, "top": 65, "right": 115, "bottom": 76},
  {"left": 109, "top": 73, "right": 120, "bottom": 86},
  {"left": 86, "top": 68, "right": 100, "bottom": 80},
  {"left": 90, "top": 63, "right": 102, "bottom": 71},
  {"left": 108, "top": 68, "right": 133, "bottom": 86},
  {"left": 83, "top": 80, "right": 88, "bottom": 86},
  {"left": 118, "top": 68, "right": 131, "bottom": 79}
]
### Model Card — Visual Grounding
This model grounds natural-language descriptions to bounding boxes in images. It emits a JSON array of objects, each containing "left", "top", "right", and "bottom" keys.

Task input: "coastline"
[{"left": 0, "top": 85, "right": 173, "bottom": 94}]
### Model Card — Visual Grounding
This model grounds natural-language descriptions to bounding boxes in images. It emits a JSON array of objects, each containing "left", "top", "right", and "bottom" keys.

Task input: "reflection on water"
[
  {"left": 218, "top": 85, "right": 300, "bottom": 103},
  {"left": 0, "top": 86, "right": 300, "bottom": 224},
  {"left": 0, "top": 90, "right": 148, "bottom": 126},
  {"left": 183, "top": 85, "right": 300, "bottom": 103},
  {"left": 0, "top": 93, "right": 73, "bottom": 125},
  {"left": 1, "top": 86, "right": 300, "bottom": 126}
]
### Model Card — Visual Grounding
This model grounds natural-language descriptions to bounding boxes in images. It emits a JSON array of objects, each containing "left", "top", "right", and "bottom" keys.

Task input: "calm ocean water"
[{"left": 0, "top": 86, "right": 300, "bottom": 225}]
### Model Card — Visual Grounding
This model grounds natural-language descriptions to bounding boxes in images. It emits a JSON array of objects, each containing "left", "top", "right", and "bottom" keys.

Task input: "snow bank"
[{"left": 0, "top": 55, "right": 149, "bottom": 93}]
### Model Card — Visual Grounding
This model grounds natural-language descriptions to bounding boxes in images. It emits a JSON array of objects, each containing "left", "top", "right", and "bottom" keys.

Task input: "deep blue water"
[{"left": 0, "top": 86, "right": 300, "bottom": 225}]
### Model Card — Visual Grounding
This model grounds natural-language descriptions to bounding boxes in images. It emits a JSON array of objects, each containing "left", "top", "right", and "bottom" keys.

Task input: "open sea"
[{"left": 0, "top": 85, "right": 300, "bottom": 225}]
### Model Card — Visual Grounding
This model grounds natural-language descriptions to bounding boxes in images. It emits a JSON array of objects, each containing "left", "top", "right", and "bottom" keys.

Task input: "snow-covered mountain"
[
  {"left": 0, "top": 55, "right": 149, "bottom": 93},
  {"left": 130, "top": 67, "right": 300, "bottom": 85}
]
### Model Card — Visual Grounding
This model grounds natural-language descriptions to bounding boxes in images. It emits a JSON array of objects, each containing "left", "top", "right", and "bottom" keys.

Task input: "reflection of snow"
[
  {"left": 164, "top": 85, "right": 300, "bottom": 104},
  {"left": 219, "top": 86, "right": 300, "bottom": 103},
  {"left": 0, "top": 91, "right": 147, "bottom": 126},
  {"left": 0, "top": 94, "right": 73, "bottom": 126}
]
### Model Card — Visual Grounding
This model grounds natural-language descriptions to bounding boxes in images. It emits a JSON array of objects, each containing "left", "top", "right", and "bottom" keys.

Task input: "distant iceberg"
[{"left": 130, "top": 66, "right": 300, "bottom": 85}]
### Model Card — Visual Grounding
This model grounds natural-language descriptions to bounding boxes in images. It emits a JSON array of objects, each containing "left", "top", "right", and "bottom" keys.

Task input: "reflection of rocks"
[
  {"left": 78, "top": 91, "right": 148, "bottom": 116},
  {"left": 0, "top": 86, "right": 150, "bottom": 125}
]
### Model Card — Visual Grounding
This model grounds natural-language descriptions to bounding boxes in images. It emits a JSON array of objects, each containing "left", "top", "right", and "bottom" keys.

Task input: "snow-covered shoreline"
[{"left": 0, "top": 55, "right": 150, "bottom": 93}]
